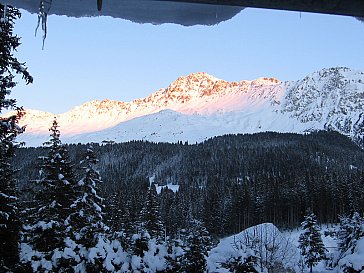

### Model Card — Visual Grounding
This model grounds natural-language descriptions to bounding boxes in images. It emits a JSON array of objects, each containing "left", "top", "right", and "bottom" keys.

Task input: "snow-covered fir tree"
[
  {"left": 21, "top": 119, "right": 79, "bottom": 272},
  {"left": 68, "top": 144, "right": 109, "bottom": 271},
  {"left": 118, "top": 198, "right": 136, "bottom": 250},
  {"left": 182, "top": 219, "right": 212, "bottom": 273},
  {"left": 338, "top": 212, "right": 364, "bottom": 255},
  {"left": 337, "top": 212, "right": 364, "bottom": 272},
  {"left": 139, "top": 183, "right": 165, "bottom": 241},
  {"left": 298, "top": 211, "right": 327, "bottom": 273},
  {"left": 107, "top": 191, "right": 125, "bottom": 232},
  {"left": 122, "top": 185, "right": 159, "bottom": 271},
  {"left": 0, "top": 3, "right": 32, "bottom": 271},
  {"left": 165, "top": 237, "right": 185, "bottom": 273}
]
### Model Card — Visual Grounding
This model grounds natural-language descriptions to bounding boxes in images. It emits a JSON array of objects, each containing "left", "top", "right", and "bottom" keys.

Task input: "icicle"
[
  {"left": 35, "top": 0, "right": 52, "bottom": 49},
  {"left": 97, "top": 0, "right": 103, "bottom": 12},
  {"left": 1, "top": 3, "right": 8, "bottom": 24},
  {"left": 3, "top": 3, "right": 7, "bottom": 19}
]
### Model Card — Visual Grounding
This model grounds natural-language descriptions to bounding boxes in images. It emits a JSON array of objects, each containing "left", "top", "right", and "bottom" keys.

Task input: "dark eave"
[{"left": 159, "top": 0, "right": 364, "bottom": 17}]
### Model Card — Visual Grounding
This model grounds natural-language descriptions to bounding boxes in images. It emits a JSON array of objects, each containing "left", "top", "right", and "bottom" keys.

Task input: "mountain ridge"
[{"left": 7, "top": 67, "right": 364, "bottom": 147}]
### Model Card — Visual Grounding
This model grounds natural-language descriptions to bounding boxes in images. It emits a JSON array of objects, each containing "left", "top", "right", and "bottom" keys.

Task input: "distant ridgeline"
[{"left": 14, "top": 131, "right": 364, "bottom": 237}]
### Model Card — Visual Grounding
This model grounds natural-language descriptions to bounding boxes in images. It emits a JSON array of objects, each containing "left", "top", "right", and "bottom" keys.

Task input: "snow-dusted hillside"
[{"left": 10, "top": 67, "right": 364, "bottom": 147}]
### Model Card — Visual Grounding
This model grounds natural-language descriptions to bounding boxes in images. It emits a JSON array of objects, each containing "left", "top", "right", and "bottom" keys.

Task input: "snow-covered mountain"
[{"left": 10, "top": 67, "right": 364, "bottom": 147}]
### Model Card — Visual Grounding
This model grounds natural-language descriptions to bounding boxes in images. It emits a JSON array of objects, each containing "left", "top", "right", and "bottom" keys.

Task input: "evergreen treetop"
[
  {"left": 0, "top": 3, "right": 32, "bottom": 271},
  {"left": 139, "top": 183, "right": 165, "bottom": 241},
  {"left": 338, "top": 212, "right": 364, "bottom": 256},
  {"left": 69, "top": 144, "right": 107, "bottom": 247},
  {"left": 0, "top": 4, "right": 32, "bottom": 112},
  {"left": 37, "top": 119, "right": 76, "bottom": 219},
  {"left": 183, "top": 219, "right": 211, "bottom": 273},
  {"left": 21, "top": 119, "right": 79, "bottom": 271},
  {"left": 298, "top": 211, "right": 327, "bottom": 273}
]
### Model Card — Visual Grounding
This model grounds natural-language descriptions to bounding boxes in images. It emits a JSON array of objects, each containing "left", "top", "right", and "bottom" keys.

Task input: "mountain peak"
[
  {"left": 168, "top": 72, "right": 220, "bottom": 88},
  {"left": 6, "top": 67, "right": 364, "bottom": 147},
  {"left": 164, "top": 72, "right": 281, "bottom": 99},
  {"left": 185, "top": 71, "right": 220, "bottom": 81},
  {"left": 251, "top": 77, "right": 281, "bottom": 86},
  {"left": 304, "top": 67, "right": 364, "bottom": 82},
  {"left": 162, "top": 72, "right": 223, "bottom": 99}
]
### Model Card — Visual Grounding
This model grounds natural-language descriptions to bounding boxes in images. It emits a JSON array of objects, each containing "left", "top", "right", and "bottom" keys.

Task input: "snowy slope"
[
  {"left": 283, "top": 67, "right": 364, "bottom": 145},
  {"left": 9, "top": 67, "right": 364, "bottom": 147}
]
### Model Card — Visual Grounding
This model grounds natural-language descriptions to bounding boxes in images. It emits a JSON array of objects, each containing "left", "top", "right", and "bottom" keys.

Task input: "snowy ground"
[
  {"left": 207, "top": 223, "right": 341, "bottom": 273},
  {"left": 284, "top": 225, "right": 339, "bottom": 273}
]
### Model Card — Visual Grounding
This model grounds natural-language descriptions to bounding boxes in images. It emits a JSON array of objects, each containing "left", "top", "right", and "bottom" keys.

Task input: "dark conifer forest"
[{"left": 14, "top": 131, "right": 364, "bottom": 238}]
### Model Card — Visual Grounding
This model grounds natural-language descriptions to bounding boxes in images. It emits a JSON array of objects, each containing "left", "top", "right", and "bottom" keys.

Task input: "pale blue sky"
[{"left": 12, "top": 8, "right": 364, "bottom": 114}]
